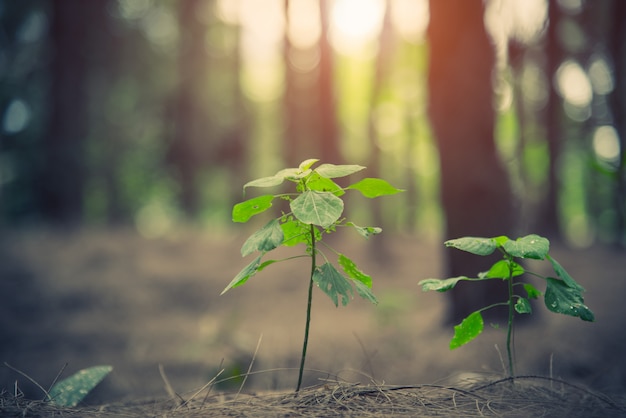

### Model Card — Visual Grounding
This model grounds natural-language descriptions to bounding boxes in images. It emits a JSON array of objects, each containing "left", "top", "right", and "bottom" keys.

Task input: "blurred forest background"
[{"left": 0, "top": 0, "right": 624, "bottom": 249}]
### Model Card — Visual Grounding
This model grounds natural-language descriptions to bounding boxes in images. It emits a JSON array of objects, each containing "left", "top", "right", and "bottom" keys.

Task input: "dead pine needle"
[{"left": 235, "top": 333, "right": 263, "bottom": 400}]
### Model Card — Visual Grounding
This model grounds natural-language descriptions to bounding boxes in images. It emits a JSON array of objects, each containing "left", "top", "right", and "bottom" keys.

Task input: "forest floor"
[{"left": 1, "top": 227, "right": 626, "bottom": 417}]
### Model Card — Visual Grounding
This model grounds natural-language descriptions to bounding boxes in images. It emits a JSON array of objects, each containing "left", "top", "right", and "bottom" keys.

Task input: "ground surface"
[{"left": 1, "top": 227, "right": 625, "bottom": 414}]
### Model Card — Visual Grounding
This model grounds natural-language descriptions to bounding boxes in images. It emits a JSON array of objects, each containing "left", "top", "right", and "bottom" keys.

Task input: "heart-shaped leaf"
[
  {"left": 502, "top": 234, "right": 549, "bottom": 260},
  {"left": 290, "top": 191, "right": 344, "bottom": 228}
]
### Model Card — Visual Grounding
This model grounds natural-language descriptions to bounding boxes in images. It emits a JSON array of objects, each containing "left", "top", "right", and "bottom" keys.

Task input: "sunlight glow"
[
  {"left": 390, "top": 0, "right": 429, "bottom": 43},
  {"left": 287, "top": 0, "right": 321, "bottom": 49},
  {"left": 593, "top": 125, "right": 621, "bottom": 163},
  {"left": 555, "top": 59, "right": 593, "bottom": 107},
  {"left": 330, "top": 0, "right": 385, "bottom": 55}
]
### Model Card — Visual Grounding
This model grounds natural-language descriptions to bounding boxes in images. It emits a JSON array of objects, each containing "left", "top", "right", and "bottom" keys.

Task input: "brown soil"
[{"left": 1, "top": 227, "right": 625, "bottom": 416}]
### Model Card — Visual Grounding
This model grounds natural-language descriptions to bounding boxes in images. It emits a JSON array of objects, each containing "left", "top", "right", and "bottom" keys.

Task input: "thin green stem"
[
  {"left": 506, "top": 258, "right": 515, "bottom": 377},
  {"left": 296, "top": 223, "right": 317, "bottom": 393}
]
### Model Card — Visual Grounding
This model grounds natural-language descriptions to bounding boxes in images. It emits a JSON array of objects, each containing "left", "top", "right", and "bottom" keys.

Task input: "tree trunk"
[
  {"left": 167, "top": 0, "right": 207, "bottom": 217},
  {"left": 427, "top": 0, "right": 516, "bottom": 324},
  {"left": 40, "top": 0, "right": 96, "bottom": 224},
  {"left": 317, "top": 0, "right": 341, "bottom": 163}
]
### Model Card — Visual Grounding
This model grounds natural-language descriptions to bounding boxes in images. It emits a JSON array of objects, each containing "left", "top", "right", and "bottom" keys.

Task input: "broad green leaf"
[
  {"left": 345, "top": 222, "right": 382, "bottom": 239},
  {"left": 546, "top": 255, "right": 585, "bottom": 291},
  {"left": 544, "top": 277, "right": 595, "bottom": 321},
  {"left": 221, "top": 255, "right": 262, "bottom": 295},
  {"left": 299, "top": 158, "right": 319, "bottom": 171},
  {"left": 338, "top": 254, "right": 372, "bottom": 287},
  {"left": 281, "top": 219, "right": 312, "bottom": 246},
  {"left": 346, "top": 178, "right": 404, "bottom": 198},
  {"left": 314, "top": 163, "right": 365, "bottom": 178},
  {"left": 303, "top": 172, "right": 345, "bottom": 196},
  {"left": 478, "top": 260, "right": 525, "bottom": 279},
  {"left": 290, "top": 191, "right": 344, "bottom": 228},
  {"left": 444, "top": 237, "right": 496, "bottom": 256},
  {"left": 240, "top": 219, "right": 284, "bottom": 257},
  {"left": 352, "top": 279, "right": 378, "bottom": 305},
  {"left": 313, "top": 262, "right": 353, "bottom": 307},
  {"left": 502, "top": 234, "right": 549, "bottom": 260},
  {"left": 514, "top": 297, "right": 532, "bottom": 314},
  {"left": 523, "top": 283, "right": 542, "bottom": 299},
  {"left": 493, "top": 235, "right": 510, "bottom": 246},
  {"left": 232, "top": 195, "right": 274, "bottom": 223},
  {"left": 49, "top": 365, "right": 112, "bottom": 407},
  {"left": 243, "top": 175, "right": 285, "bottom": 190},
  {"left": 419, "top": 276, "right": 467, "bottom": 292},
  {"left": 450, "top": 311, "right": 484, "bottom": 349}
]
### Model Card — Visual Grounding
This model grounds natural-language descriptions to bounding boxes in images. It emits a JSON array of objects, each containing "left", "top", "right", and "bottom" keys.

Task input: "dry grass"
[{"left": 2, "top": 376, "right": 624, "bottom": 418}]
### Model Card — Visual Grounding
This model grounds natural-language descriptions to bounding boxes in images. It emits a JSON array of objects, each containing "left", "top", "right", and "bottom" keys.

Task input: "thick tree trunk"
[
  {"left": 427, "top": 0, "right": 515, "bottom": 324},
  {"left": 40, "top": 0, "right": 96, "bottom": 224}
]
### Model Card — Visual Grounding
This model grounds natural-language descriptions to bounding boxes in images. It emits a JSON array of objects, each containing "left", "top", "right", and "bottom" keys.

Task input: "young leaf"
[
  {"left": 493, "top": 235, "right": 510, "bottom": 247},
  {"left": 444, "top": 237, "right": 496, "bottom": 256},
  {"left": 243, "top": 175, "right": 285, "bottom": 190},
  {"left": 346, "top": 178, "right": 404, "bottom": 198},
  {"left": 313, "top": 262, "right": 353, "bottom": 307},
  {"left": 345, "top": 222, "right": 382, "bottom": 239},
  {"left": 478, "top": 260, "right": 525, "bottom": 279},
  {"left": 299, "top": 158, "right": 319, "bottom": 171},
  {"left": 276, "top": 167, "right": 310, "bottom": 181},
  {"left": 221, "top": 255, "right": 263, "bottom": 295},
  {"left": 514, "top": 297, "right": 532, "bottom": 314},
  {"left": 544, "top": 277, "right": 595, "bottom": 321},
  {"left": 303, "top": 172, "right": 345, "bottom": 196},
  {"left": 450, "top": 311, "right": 484, "bottom": 349},
  {"left": 314, "top": 163, "right": 365, "bottom": 178},
  {"left": 241, "top": 219, "right": 284, "bottom": 257},
  {"left": 419, "top": 277, "right": 467, "bottom": 292},
  {"left": 281, "top": 219, "right": 311, "bottom": 246},
  {"left": 48, "top": 365, "right": 112, "bottom": 407},
  {"left": 523, "top": 283, "right": 542, "bottom": 299},
  {"left": 338, "top": 254, "right": 372, "bottom": 287},
  {"left": 290, "top": 191, "right": 344, "bottom": 228},
  {"left": 502, "top": 234, "right": 549, "bottom": 260},
  {"left": 546, "top": 255, "right": 585, "bottom": 292},
  {"left": 232, "top": 195, "right": 275, "bottom": 223},
  {"left": 352, "top": 279, "right": 378, "bottom": 305}
]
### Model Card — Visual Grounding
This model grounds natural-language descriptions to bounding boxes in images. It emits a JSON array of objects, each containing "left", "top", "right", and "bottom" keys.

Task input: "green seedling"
[
  {"left": 222, "top": 158, "right": 403, "bottom": 392},
  {"left": 419, "top": 234, "right": 594, "bottom": 377}
]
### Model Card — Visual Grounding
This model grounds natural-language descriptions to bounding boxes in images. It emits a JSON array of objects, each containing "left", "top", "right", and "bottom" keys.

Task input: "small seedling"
[
  {"left": 222, "top": 158, "right": 403, "bottom": 392},
  {"left": 419, "top": 234, "right": 594, "bottom": 376}
]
